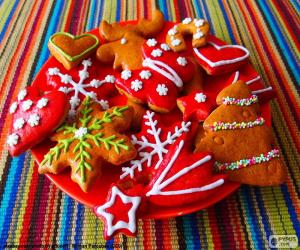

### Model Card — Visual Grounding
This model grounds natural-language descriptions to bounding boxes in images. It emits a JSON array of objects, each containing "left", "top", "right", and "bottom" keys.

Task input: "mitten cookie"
[
  {"left": 39, "top": 97, "right": 137, "bottom": 192},
  {"left": 48, "top": 32, "right": 99, "bottom": 70},
  {"left": 7, "top": 86, "right": 69, "bottom": 156},
  {"left": 195, "top": 81, "right": 286, "bottom": 186}
]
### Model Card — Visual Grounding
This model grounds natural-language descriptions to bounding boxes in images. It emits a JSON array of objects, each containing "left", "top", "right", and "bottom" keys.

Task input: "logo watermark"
[{"left": 269, "top": 235, "right": 298, "bottom": 248}]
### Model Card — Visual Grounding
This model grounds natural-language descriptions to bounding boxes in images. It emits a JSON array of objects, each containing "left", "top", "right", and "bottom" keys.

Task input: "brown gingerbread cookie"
[
  {"left": 166, "top": 17, "right": 210, "bottom": 52},
  {"left": 39, "top": 97, "right": 137, "bottom": 192},
  {"left": 96, "top": 10, "right": 165, "bottom": 70},
  {"left": 195, "top": 80, "right": 286, "bottom": 186}
]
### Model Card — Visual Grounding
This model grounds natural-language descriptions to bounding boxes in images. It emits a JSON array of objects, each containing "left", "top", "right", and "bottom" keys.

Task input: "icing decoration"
[
  {"left": 121, "top": 69, "right": 132, "bottom": 80},
  {"left": 120, "top": 38, "right": 127, "bottom": 44},
  {"left": 121, "top": 111, "right": 191, "bottom": 179},
  {"left": 215, "top": 149, "right": 280, "bottom": 171},
  {"left": 37, "top": 98, "right": 49, "bottom": 109},
  {"left": 9, "top": 102, "right": 18, "bottom": 114},
  {"left": 209, "top": 117, "right": 265, "bottom": 131},
  {"left": 160, "top": 43, "right": 170, "bottom": 51},
  {"left": 146, "top": 38, "right": 157, "bottom": 47},
  {"left": 8, "top": 86, "right": 69, "bottom": 157},
  {"left": 193, "top": 31, "right": 204, "bottom": 40},
  {"left": 176, "top": 57, "right": 187, "bottom": 66},
  {"left": 171, "top": 39, "right": 181, "bottom": 47},
  {"left": 7, "top": 133, "right": 19, "bottom": 146},
  {"left": 139, "top": 70, "right": 151, "bottom": 80},
  {"left": 18, "top": 89, "right": 27, "bottom": 101},
  {"left": 94, "top": 186, "right": 141, "bottom": 239},
  {"left": 131, "top": 80, "right": 143, "bottom": 92},
  {"left": 156, "top": 84, "right": 168, "bottom": 96},
  {"left": 194, "top": 92, "right": 206, "bottom": 103},
  {"left": 146, "top": 140, "right": 224, "bottom": 196},
  {"left": 28, "top": 113, "right": 40, "bottom": 127},
  {"left": 194, "top": 18, "right": 204, "bottom": 27},
  {"left": 13, "top": 118, "right": 25, "bottom": 130},
  {"left": 222, "top": 95, "right": 258, "bottom": 106},
  {"left": 40, "top": 97, "right": 135, "bottom": 191},
  {"left": 48, "top": 58, "right": 115, "bottom": 118},
  {"left": 168, "top": 28, "right": 177, "bottom": 36},
  {"left": 252, "top": 86, "right": 273, "bottom": 95},
  {"left": 182, "top": 17, "right": 192, "bottom": 24},
  {"left": 151, "top": 48, "right": 162, "bottom": 57},
  {"left": 231, "top": 71, "right": 261, "bottom": 85}
]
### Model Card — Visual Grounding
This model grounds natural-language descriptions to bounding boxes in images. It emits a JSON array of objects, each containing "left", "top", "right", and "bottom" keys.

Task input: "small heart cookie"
[{"left": 48, "top": 32, "right": 99, "bottom": 70}]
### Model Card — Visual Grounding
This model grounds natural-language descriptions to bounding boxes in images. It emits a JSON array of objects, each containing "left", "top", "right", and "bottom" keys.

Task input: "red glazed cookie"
[{"left": 7, "top": 86, "right": 69, "bottom": 156}]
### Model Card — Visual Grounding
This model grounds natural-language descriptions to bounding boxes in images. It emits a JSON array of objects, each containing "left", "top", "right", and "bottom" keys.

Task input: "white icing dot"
[
  {"left": 88, "top": 91, "right": 97, "bottom": 99},
  {"left": 195, "top": 92, "right": 207, "bottom": 103},
  {"left": 160, "top": 43, "right": 171, "bottom": 51},
  {"left": 75, "top": 127, "right": 88, "bottom": 139},
  {"left": 139, "top": 70, "right": 152, "bottom": 80},
  {"left": 151, "top": 49, "right": 163, "bottom": 57},
  {"left": 22, "top": 100, "right": 33, "bottom": 111},
  {"left": 171, "top": 39, "right": 181, "bottom": 47},
  {"left": 82, "top": 58, "right": 92, "bottom": 67},
  {"left": 90, "top": 79, "right": 101, "bottom": 88},
  {"left": 105, "top": 75, "right": 115, "bottom": 83},
  {"left": 193, "top": 31, "right": 204, "bottom": 40},
  {"left": 28, "top": 113, "right": 40, "bottom": 127},
  {"left": 156, "top": 84, "right": 168, "bottom": 96},
  {"left": 121, "top": 70, "right": 132, "bottom": 80},
  {"left": 146, "top": 38, "right": 157, "bottom": 47},
  {"left": 18, "top": 89, "right": 27, "bottom": 101},
  {"left": 70, "top": 96, "right": 80, "bottom": 107},
  {"left": 7, "top": 133, "right": 19, "bottom": 146},
  {"left": 13, "top": 118, "right": 25, "bottom": 130},
  {"left": 194, "top": 18, "right": 205, "bottom": 27},
  {"left": 61, "top": 74, "right": 72, "bottom": 83},
  {"left": 9, "top": 102, "right": 18, "bottom": 114},
  {"left": 168, "top": 28, "right": 178, "bottom": 36},
  {"left": 121, "top": 38, "right": 127, "bottom": 44},
  {"left": 131, "top": 80, "right": 143, "bottom": 92},
  {"left": 37, "top": 98, "right": 48, "bottom": 109},
  {"left": 182, "top": 17, "right": 192, "bottom": 24},
  {"left": 79, "top": 70, "right": 89, "bottom": 79},
  {"left": 177, "top": 57, "right": 188, "bottom": 66},
  {"left": 48, "top": 67, "right": 59, "bottom": 75},
  {"left": 99, "top": 100, "right": 109, "bottom": 110},
  {"left": 59, "top": 86, "right": 69, "bottom": 93}
]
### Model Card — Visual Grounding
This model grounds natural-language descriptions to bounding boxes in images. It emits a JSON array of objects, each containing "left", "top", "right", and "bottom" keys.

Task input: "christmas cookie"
[
  {"left": 39, "top": 97, "right": 137, "bottom": 192},
  {"left": 166, "top": 17, "right": 210, "bottom": 52},
  {"left": 7, "top": 86, "right": 69, "bottom": 156},
  {"left": 48, "top": 32, "right": 99, "bottom": 70},
  {"left": 195, "top": 81, "right": 286, "bottom": 186},
  {"left": 193, "top": 36, "right": 250, "bottom": 75},
  {"left": 115, "top": 40, "right": 195, "bottom": 113},
  {"left": 96, "top": 10, "right": 164, "bottom": 70}
]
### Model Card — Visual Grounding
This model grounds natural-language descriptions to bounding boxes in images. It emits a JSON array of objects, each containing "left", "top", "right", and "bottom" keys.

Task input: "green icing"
[{"left": 41, "top": 97, "right": 129, "bottom": 183}]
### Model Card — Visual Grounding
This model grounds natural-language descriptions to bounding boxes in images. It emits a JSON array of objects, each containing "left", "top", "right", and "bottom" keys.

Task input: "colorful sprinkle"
[
  {"left": 209, "top": 117, "right": 265, "bottom": 131},
  {"left": 222, "top": 95, "right": 258, "bottom": 106}
]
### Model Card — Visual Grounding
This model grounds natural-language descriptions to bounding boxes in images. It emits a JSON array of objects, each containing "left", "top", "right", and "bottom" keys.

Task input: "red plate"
[{"left": 31, "top": 22, "right": 271, "bottom": 219}]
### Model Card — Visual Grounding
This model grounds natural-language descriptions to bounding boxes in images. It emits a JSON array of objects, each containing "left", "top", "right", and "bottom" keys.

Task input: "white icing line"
[
  {"left": 246, "top": 76, "right": 261, "bottom": 85},
  {"left": 251, "top": 86, "right": 273, "bottom": 95}
]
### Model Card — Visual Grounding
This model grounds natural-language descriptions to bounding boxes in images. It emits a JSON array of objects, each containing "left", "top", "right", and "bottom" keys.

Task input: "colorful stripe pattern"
[{"left": 0, "top": 0, "right": 299, "bottom": 248}]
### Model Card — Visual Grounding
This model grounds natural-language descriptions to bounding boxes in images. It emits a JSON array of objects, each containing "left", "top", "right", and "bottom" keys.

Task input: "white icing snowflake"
[
  {"left": 120, "top": 111, "right": 191, "bottom": 179},
  {"left": 151, "top": 49, "right": 163, "bottom": 57},
  {"left": 37, "top": 98, "right": 48, "bottom": 109},
  {"left": 160, "top": 43, "right": 170, "bottom": 51},
  {"left": 121, "top": 69, "right": 132, "bottom": 80},
  {"left": 182, "top": 17, "right": 192, "bottom": 24},
  {"left": 146, "top": 38, "right": 157, "bottom": 47},
  {"left": 168, "top": 28, "right": 177, "bottom": 36},
  {"left": 47, "top": 58, "right": 113, "bottom": 118},
  {"left": 156, "top": 84, "right": 168, "bottom": 96},
  {"left": 171, "top": 39, "right": 181, "bottom": 47},
  {"left": 194, "top": 18, "right": 204, "bottom": 27},
  {"left": 9, "top": 102, "right": 18, "bottom": 114},
  {"left": 99, "top": 100, "right": 109, "bottom": 110},
  {"left": 193, "top": 31, "right": 204, "bottom": 40},
  {"left": 194, "top": 92, "right": 207, "bottom": 103},
  {"left": 22, "top": 100, "right": 33, "bottom": 111},
  {"left": 28, "top": 113, "right": 40, "bottom": 127},
  {"left": 75, "top": 127, "right": 88, "bottom": 139},
  {"left": 7, "top": 133, "right": 19, "bottom": 146},
  {"left": 139, "top": 70, "right": 151, "bottom": 80},
  {"left": 13, "top": 118, "right": 25, "bottom": 130},
  {"left": 18, "top": 89, "right": 27, "bottom": 101},
  {"left": 120, "top": 38, "right": 127, "bottom": 44},
  {"left": 131, "top": 80, "right": 143, "bottom": 92},
  {"left": 177, "top": 57, "right": 187, "bottom": 66}
]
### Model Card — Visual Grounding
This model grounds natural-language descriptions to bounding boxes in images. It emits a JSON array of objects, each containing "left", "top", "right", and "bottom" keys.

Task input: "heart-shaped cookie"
[
  {"left": 48, "top": 32, "right": 99, "bottom": 70},
  {"left": 7, "top": 86, "right": 69, "bottom": 156},
  {"left": 193, "top": 36, "right": 249, "bottom": 75}
]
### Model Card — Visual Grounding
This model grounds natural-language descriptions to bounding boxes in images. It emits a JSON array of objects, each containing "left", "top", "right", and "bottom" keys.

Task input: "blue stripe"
[
  {"left": 0, "top": 154, "right": 26, "bottom": 246},
  {"left": 116, "top": 0, "right": 121, "bottom": 22},
  {"left": 240, "top": 186, "right": 264, "bottom": 249},
  {"left": 0, "top": 0, "right": 19, "bottom": 42},
  {"left": 258, "top": 0, "right": 300, "bottom": 85},
  {"left": 97, "top": 0, "right": 104, "bottom": 26},
  {"left": 193, "top": 0, "right": 205, "bottom": 19},
  {"left": 33, "top": 0, "right": 64, "bottom": 77},
  {"left": 182, "top": 214, "right": 200, "bottom": 250},
  {"left": 218, "top": 0, "right": 235, "bottom": 43},
  {"left": 86, "top": 0, "right": 96, "bottom": 30},
  {"left": 74, "top": 203, "right": 84, "bottom": 245},
  {"left": 280, "top": 185, "right": 300, "bottom": 239},
  {"left": 290, "top": 0, "right": 300, "bottom": 12},
  {"left": 158, "top": 0, "right": 169, "bottom": 21},
  {"left": 202, "top": 1, "right": 214, "bottom": 35},
  {"left": 58, "top": 195, "right": 74, "bottom": 244}
]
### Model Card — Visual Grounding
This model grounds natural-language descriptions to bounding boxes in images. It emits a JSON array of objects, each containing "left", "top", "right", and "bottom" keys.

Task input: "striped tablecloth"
[{"left": 0, "top": 1, "right": 299, "bottom": 249}]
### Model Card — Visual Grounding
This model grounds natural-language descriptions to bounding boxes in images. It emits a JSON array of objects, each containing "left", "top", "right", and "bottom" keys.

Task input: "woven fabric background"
[{"left": 0, "top": 0, "right": 299, "bottom": 249}]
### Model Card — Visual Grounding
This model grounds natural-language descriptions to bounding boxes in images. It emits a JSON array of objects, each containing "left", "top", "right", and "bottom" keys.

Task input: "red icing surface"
[{"left": 31, "top": 22, "right": 271, "bottom": 219}]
